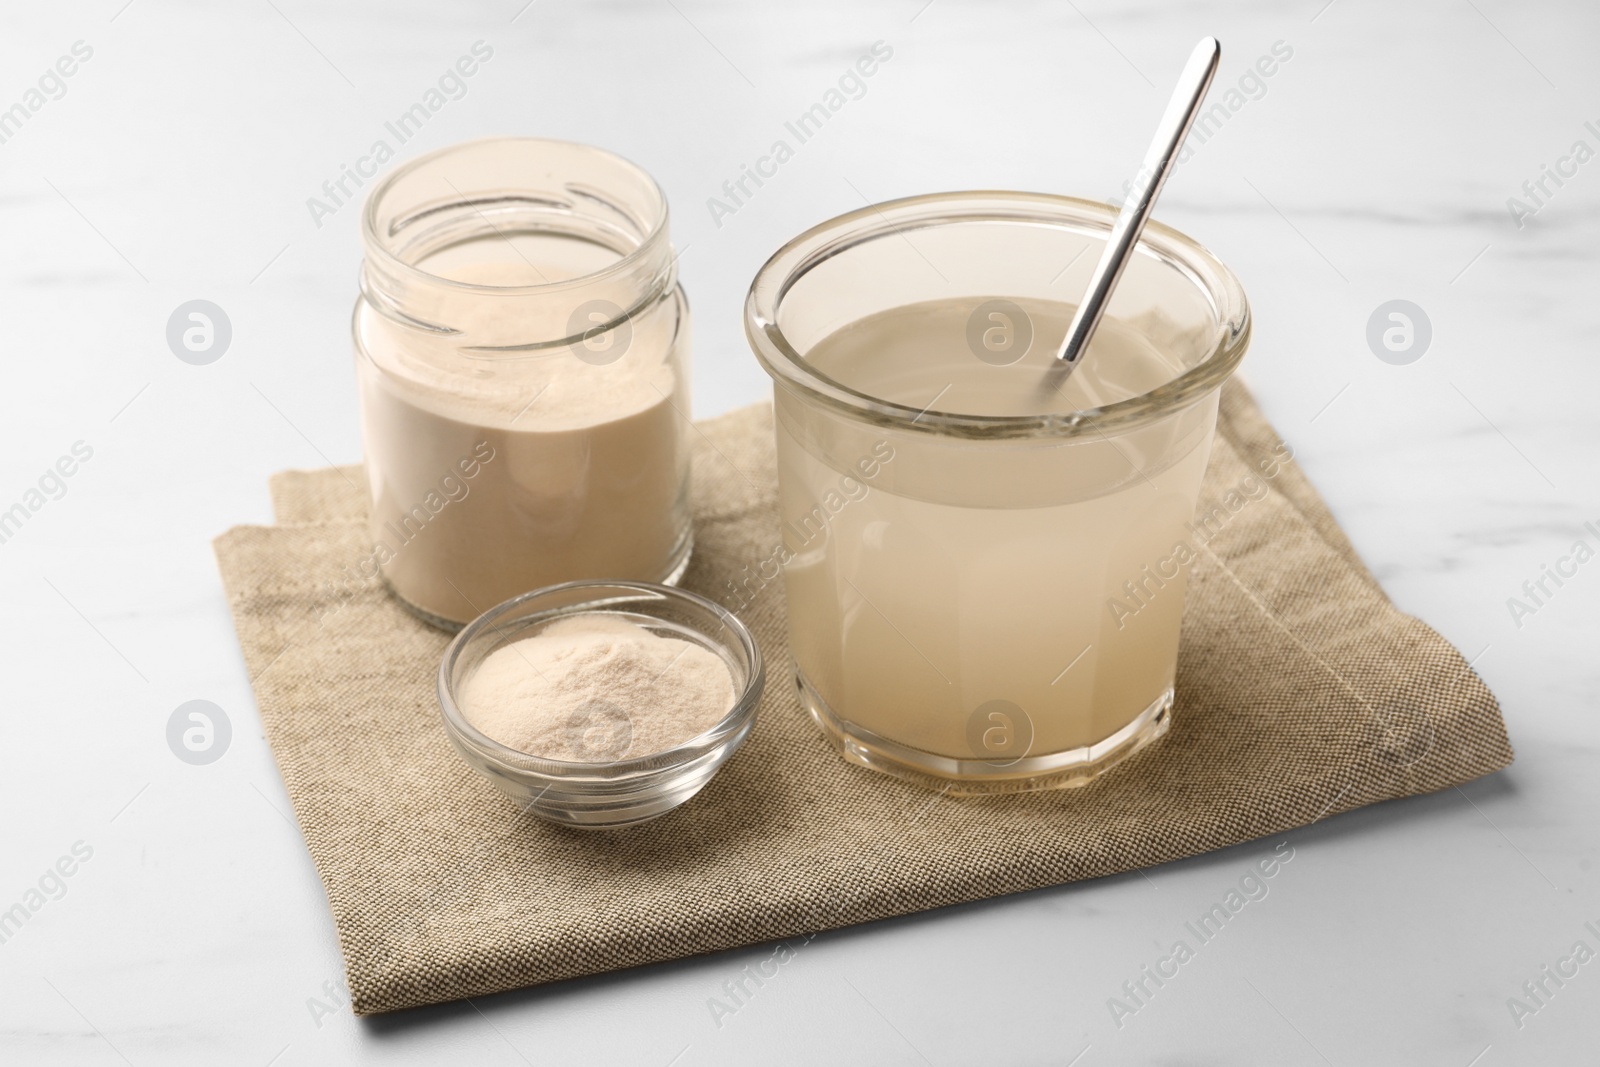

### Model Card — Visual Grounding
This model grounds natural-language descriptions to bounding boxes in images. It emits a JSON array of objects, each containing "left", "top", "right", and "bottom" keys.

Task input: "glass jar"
[
  {"left": 354, "top": 138, "right": 692, "bottom": 628},
  {"left": 745, "top": 192, "right": 1250, "bottom": 793}
]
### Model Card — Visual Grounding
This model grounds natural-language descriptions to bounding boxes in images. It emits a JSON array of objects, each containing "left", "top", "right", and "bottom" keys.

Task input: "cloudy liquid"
[{"left": 778, "top": 296, "right": 1212, "bottom": 765}]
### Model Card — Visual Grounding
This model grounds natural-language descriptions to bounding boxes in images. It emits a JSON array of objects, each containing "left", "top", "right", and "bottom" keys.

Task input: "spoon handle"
[{"left": 1054, "top": 37, "right": 1221, "bottom": 371}]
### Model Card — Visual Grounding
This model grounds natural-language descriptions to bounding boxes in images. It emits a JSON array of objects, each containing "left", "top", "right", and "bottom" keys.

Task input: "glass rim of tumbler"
[
  {"left": 360, "top": 135, "right": 674, "bottom": 299},
  {"left": 744, "top": 190, "right": 1251, "bottom": 440}
]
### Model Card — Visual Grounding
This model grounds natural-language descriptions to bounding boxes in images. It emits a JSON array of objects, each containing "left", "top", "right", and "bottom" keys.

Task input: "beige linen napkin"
[{"left": 213, "top": 380, "right": 1510, "bottom": 1015}]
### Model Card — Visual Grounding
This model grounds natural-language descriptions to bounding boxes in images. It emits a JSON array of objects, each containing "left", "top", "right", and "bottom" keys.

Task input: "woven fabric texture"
[{"left": 213, "top": 380, "right": 1511, "bottom": 1015}]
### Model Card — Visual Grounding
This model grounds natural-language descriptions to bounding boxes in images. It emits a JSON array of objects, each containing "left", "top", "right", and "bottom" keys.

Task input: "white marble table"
[{"left": 2, "top": 1, "right": 1595, "bottom": 1063}]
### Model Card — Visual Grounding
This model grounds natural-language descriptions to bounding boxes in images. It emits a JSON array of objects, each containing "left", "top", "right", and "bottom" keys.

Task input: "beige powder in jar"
[
  {"left": 355, "top": 175, "right": 688, "bottom": 627},
  {"left": 460, "top": 615, "right": 735, "bottom": 762}
]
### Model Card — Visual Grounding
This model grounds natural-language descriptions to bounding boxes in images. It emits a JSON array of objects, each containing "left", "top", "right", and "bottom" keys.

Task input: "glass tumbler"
[{"left": 745, "top": 192, "right": 1250, "bottom": 793}]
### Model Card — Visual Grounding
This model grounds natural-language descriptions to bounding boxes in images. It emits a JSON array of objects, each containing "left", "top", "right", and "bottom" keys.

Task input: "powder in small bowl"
[{"left": 459, "top": 614, "right": 736, "bottom": 762}]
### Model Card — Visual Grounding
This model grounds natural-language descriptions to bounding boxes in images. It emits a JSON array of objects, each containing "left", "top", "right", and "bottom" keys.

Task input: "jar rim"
[
  {"left": 743, "top": 191, "right": 1251, "bottom": 440},
  {"left": 360, "top": 135, "right": 674, "bottom": 298}
]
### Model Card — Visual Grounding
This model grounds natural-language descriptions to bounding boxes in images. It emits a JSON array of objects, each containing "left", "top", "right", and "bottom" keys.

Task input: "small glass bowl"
[{"left": 438, "top": 581, "right": 764, "bottom": 829}]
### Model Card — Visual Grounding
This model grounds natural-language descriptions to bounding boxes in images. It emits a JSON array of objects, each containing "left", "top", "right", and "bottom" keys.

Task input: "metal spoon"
[{"left": 1047, "top": 37, "right": 1221, "bottom": 385}]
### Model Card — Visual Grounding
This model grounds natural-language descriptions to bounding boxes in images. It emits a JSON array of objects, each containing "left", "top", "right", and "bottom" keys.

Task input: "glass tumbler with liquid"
[{"left": 745, "top": 192, "right": 1250, "bottom": 793}]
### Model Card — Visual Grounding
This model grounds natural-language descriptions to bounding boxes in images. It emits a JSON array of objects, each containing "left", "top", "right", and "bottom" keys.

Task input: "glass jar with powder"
[{"left": 354, "top": 138, "right": 692, "bottom": 628}]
